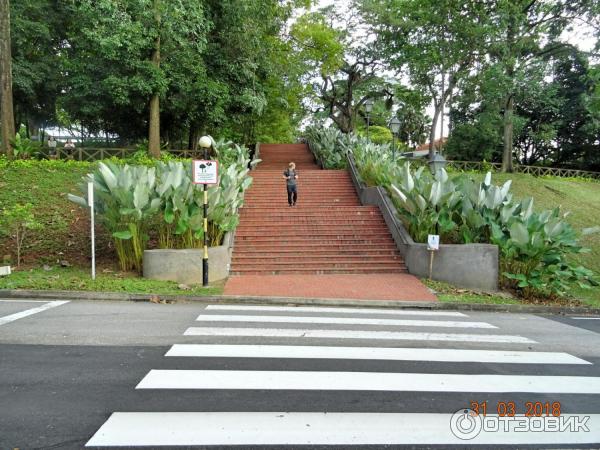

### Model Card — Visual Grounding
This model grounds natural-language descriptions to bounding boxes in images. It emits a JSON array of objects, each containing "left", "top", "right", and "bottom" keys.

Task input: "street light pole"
[
  {"left": 389, "top": 116, "right": 401, "bottom": 161},
  {"left": 364, "top": 99, "right": 373, "bottom": 140},
  {"left": 198, "top": 135, "right": 212, "bottom": 286}
]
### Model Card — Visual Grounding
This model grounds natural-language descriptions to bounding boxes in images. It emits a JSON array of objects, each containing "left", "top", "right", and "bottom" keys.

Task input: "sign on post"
[
  {"left": 427, "top": 234, "right": 439, "bottom": 280},
  {"left": 192, "top": 160, "right": 218, "bottom": 185},
  {"left": 427, "top": 234, "right": 440, "bottom": 251}
]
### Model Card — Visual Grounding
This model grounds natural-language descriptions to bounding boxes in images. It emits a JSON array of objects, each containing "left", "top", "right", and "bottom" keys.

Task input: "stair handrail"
[{"left": 249, "top": 142, "right": 260, "bottom": 170}]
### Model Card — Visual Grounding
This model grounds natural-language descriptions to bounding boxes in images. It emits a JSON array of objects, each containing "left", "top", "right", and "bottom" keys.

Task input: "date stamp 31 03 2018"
[{"left": 469, "top": 400, "right": 562, "bottom": 417}]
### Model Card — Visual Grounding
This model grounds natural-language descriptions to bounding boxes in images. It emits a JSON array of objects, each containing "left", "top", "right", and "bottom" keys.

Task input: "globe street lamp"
[
  {"left": 364, "top": 99, "right": 374, "bottom": 140},
  {"left": 389, "top": 116, "right": 401, "bottom": 160},
  {"left": 198, "top": 135, "right": 212, "bottom": 286}
]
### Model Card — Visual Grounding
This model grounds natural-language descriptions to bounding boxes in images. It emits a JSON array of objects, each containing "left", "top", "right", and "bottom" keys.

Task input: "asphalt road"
[{"left": 1, "top": 299, "right": 600, "bottom": 449}]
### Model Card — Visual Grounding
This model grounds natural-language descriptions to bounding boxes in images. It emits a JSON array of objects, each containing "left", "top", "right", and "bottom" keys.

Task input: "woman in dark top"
[{"left": 283, "top": 162, "right": 298, "bottom": 206}]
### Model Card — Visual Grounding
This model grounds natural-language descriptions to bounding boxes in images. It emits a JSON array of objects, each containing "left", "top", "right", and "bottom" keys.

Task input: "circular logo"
[{"left": 450, "top": 408, "right": 483, "bottom": 440}]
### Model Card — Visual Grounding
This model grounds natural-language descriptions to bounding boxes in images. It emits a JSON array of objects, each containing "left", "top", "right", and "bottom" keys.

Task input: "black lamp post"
[
  {"left": 389, "top": 116, "right": 401, "bottom": 160},
  {"left": 364, "top": 99, "right": 374, "bottom": 140}
]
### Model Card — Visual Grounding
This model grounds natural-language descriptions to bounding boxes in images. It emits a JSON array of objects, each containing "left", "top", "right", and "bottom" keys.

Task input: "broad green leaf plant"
[
  {"left": 388, "top": 162, "right": 597, "bottom": 297},
  {"left": 68, "top": 139, "right": 254, "bottom": 273}
]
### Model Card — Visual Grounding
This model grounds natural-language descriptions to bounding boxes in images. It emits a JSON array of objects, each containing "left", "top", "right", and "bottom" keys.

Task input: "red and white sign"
[{"left": 192, "top": 160, "right": 218, "bottom": 185}]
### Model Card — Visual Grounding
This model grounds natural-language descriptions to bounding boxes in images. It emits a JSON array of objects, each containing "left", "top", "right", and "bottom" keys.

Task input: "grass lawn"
[
  {"left": 422, "top": 278, "right": 596, "bottom": 308},
  {"left": 0, "top": 267, "right": 224, "bottom": 296}
]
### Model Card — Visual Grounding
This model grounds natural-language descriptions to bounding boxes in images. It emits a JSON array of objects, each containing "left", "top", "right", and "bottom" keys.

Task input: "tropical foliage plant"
[
  {"left": 304, "top": 125, "right": 404, "bottom": 173},
  {"left": 304, "top": 126, "right": 348, "bottom": 169},
  {"left": 10, "top": 126, "right": 42, "bottom": 159},
  {"left": 68, "top": 139, "right": 256, "bottom": 273},
  {"left": 388, "top": 162, "right": 597, "bottom": 297}
]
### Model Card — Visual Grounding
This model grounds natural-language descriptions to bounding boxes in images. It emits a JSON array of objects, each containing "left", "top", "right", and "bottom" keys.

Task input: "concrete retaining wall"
[
  {"left": 143, "top": 232, "right": 233, "bottom": 284},
  {"left": 347, "top": 155, "right": 498, "bottom": 291}
]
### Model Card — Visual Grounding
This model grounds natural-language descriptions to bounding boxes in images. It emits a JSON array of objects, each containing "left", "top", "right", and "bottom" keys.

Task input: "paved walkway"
[{"left": 224, "top": 274, "right": 437, "bottom": 301}]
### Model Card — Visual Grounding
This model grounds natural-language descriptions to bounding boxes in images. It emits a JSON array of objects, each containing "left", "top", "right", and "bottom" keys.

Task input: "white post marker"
[
  {"left": 427, "top": 234, "right": 440, "bottom": 279},
  {"left": 88, "top": 178, "right": 95, "bottom": 280}
]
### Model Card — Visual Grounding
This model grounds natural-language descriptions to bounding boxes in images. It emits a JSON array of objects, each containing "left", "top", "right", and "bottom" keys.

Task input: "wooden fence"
[
  {"left": 47, "top": 147, "right": 600, "bottom": 180},
  {"left": 51, "top": 147, "right": 205, "bottom": 161},
  {"left": 407, "top": 159, "right": 600, "bottom": 180}
]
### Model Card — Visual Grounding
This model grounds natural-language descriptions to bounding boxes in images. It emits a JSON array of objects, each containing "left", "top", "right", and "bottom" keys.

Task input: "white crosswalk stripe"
[
  {"left": 195, "top": 313, "right": 498, "bottom": 328},
  {"left": 206, "top": 304, "right": 469, "bottom": 316},
  {"left": 86, "top": 412, "right": 600, "bottom": 446},
  {"left": 166, "top": 344, "right": 591, "bottom": 364},
  {"left": 184, "top": 326, "right": 535, "bottom": 343},
  {"left": 137, "top": 369, "right": 600, "bottom": 393},
  {"left": 87, "top": 304, "right": 599, "bottom": 448}
]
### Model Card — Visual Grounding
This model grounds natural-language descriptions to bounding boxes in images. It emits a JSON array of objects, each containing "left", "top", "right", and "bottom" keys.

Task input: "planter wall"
[
  {"left": 348, "top": 155, "right": 498, "bottom": 291},
  {"left": 143, "top": 232, "right": 233, "bottom": 284}
]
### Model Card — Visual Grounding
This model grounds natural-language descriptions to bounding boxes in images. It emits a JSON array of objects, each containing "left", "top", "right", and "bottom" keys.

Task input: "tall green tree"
[
  {"left": 291, "top": 9, "right": 395, "bottom": 134},
  {"left": 360, "top": 0, "right": 488, "bottom": 159},
  {"left": 61, "top": 0, "right": 209, "bottom": 150},
  {"left": 174, "top": 0, "right": 304, "bottom": 147},
  {"left": 0, "top": 0, "right": 15, "bottom": 157},
  {"left": 148, "top": 0, "right": 161, "bottom": 157},
  {"left": 10, "top": 0, "right": 65, "bottom": 139},
  {"left": 446, "top": 47, "right": 600, "bottom": 170},
  {"left": 486, "top": 0, "right": 597, "bottom": 171}
]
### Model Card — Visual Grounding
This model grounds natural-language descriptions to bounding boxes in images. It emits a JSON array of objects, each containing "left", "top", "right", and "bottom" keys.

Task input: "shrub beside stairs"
[{"left": 230, "top": 143, "right": 407, "bottom": 276}]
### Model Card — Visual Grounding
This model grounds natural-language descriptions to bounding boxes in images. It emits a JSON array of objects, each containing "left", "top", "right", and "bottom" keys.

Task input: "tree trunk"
[
  {"left": 28, "top": 119, "right": 40, "bottom": 140},
  {"left": 0, "top": 0, "right": 15, "bottom": 159},
  {"left": 502, "top": 15, "right": 516, "bottom": 173},
  {"left": 428, "top": 104, "right": 442, "bottom": 160},
  {"left": 164, "top": 129, "right": 170, "bottom": 149},
  {"left": 440, "top": 73, "right": 445, "bottom": 154},
  {"left": 502, "top": 94, "right": 514, "bottom": 172},
  {"left": 148, "top": 0, "right": 161, "bottom": 158},
  {"left": 189, "top": 125, "right": 199, "bottom": 151}
]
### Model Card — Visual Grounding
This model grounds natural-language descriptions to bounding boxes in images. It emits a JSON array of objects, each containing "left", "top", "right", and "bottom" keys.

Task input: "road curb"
[{"left": 1, "top": 289, "right": 599, "bottom": 315}]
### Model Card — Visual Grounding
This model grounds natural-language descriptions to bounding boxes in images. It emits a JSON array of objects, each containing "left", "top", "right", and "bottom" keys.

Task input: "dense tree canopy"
[
  {"left": 2, "top": 0, "right": 600, "bottom": 169},
  {"left": 4, "top": 0, "right": 306, "bottom": 150}
]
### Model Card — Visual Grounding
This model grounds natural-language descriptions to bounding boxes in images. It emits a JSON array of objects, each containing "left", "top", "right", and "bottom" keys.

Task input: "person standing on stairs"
[{"left": 283, "top": 162, "right": 298, "bottom": 206}]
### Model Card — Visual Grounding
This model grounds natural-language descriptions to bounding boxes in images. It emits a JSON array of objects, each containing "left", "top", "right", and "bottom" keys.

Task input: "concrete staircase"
[{"left": 230, "top": 143, "right": 407, "bottom": 275}]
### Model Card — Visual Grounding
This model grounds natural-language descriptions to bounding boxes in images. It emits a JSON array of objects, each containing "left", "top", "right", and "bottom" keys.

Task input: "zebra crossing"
[{"left": 86, "top": 304, "right": 600, "bottom": 447}]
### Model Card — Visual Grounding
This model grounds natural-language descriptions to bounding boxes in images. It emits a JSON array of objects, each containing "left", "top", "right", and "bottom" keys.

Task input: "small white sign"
[
  {"left": 427, "top": 234, "right": 440, "bottom": 251},
  {"left": 193, "top": 160, "right": 218, "bottom": 185},
  {"left": 87, "top": 181, "right": 94, "bottom": 206}
]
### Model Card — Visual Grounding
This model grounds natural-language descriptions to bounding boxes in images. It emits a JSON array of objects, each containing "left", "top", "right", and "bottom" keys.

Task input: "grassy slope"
[
  {"left": 468, "top": 172, "right": 600, "bottom": 304},
  {"left": 0, "top": 160, "right": 114, "bottom": 267}
]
